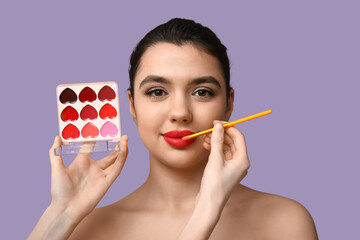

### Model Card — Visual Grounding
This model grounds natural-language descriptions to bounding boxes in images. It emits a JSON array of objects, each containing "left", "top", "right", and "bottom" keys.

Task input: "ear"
[
  {"left": 225, "top": 88, "right": 234, "bottom": 121},
  {"left": 128, "top": 90, "right": 137, "bottom": 125}
]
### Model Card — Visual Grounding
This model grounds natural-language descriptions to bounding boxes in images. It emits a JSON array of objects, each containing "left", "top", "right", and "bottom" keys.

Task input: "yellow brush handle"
[
  {"left": 224, "top": 109, "right": 272, "bottom": 127},
  {"left": 182, "top": 109, "right": 272, "bottom": 140}
]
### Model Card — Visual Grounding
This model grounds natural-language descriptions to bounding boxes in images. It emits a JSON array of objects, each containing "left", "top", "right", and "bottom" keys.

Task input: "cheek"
[
  {"left": 135, "top": 101, "right": 166, "bottom": 138},
  {"left": 194, "top": 100, "right": 227, "bottom": 126}
]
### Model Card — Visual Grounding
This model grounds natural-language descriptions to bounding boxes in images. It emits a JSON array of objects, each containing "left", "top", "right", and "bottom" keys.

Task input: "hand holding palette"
[{"left": 55, "top": 82, "right": 121, "bottom": 155}]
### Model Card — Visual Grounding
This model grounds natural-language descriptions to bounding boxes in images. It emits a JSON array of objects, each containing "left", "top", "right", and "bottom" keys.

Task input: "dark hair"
[{"left": 128, "top": 18, "right": 231, "bottom": 98}]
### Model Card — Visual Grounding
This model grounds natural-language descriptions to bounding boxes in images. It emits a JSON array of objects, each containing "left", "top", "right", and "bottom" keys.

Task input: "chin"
[
  {"left": 142, "top": 134, "right": 210, "bottom": 170},
  {"left": 149, "top": 145, "right": 209, "bottom": 170}
]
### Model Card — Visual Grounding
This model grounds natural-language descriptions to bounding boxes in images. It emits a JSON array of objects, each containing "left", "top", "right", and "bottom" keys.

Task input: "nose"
[{"left": 168, "top": 94, "right": 192, "bottom": 124}]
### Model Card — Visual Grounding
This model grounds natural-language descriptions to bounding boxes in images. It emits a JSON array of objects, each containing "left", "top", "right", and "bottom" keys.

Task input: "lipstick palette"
[{"left": 56, "top": 82, "right": 121, "bottom": 143}]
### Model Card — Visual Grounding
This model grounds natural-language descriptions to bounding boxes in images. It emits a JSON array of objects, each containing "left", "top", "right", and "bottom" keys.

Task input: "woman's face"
[{"left": 128, "top": 42, "right": 234, "bottom": 169}]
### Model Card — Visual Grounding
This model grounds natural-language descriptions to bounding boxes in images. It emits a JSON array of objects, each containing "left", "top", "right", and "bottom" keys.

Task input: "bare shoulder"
[
  {"left": 225, "top": 185, "right": 318, "bottom": 240},
  {"left": 68, "top": 204, "right": 119, "bottom": 240},
  {"left": 254, "top": 190, "right": 318, "bottom": 239},
  {"left": 68, "top": 197, "right": 134, "bottom": 240},
  {"left": 68, "top": 186, "right": 156, "bottom": 239}
]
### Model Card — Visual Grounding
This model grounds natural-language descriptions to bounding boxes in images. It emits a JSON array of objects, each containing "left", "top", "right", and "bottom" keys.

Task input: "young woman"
[{"left": 28, "top": 18, "right": 318, "bottom": 239}]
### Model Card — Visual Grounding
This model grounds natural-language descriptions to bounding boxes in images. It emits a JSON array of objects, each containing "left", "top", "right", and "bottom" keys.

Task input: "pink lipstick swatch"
[{"left": 100, "top": 121, "right": 118, "bottom": 137}]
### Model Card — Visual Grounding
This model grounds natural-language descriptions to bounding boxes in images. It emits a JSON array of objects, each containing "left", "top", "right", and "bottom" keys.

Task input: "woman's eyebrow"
[
  {"left": 139, "top": 75, "right": 170, "bottom": 89},
  {"left": 190, "top": 77, "right": 221, "bottom": 88},
  {"left": 139, "top": 75, "right": 221, "bottom": 89}
]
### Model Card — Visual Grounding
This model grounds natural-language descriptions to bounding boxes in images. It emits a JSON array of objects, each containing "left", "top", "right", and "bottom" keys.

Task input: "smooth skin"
[
  {"left": 28, "top": 43, "right": 318, "bottom": 240},
  {"left": 27, "top": 135, "right": 129, "bottom": 240}
]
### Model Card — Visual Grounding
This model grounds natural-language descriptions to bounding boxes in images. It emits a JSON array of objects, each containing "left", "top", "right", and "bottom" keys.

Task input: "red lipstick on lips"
[{"left": 162, "top": 130, "right": 196, "bottom": 148}]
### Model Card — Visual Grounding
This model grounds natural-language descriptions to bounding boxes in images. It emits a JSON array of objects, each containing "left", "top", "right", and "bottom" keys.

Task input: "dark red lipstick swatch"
[
  {"left": 62, "top": 124, "right": 80, "bottom": 139},
  {"left": 98, "top": 85, "right": 116, "bottom": 101},
  {"left": 61, "top": 106, "right": 79, "bottom": 122},
  {"left": 79, "top": 87, "right": 96, "bottom": 103},
  {"left": 99, "top": 103, "right": 117, "bottom": 119},
  {"left": 80, "top": 105, "right": 98, "bottom": 121},
  {"left": 59, "top": 88, "right": 77, "bottom": 104}
]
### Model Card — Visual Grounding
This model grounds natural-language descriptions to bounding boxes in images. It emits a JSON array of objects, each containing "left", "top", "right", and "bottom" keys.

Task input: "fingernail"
[{"left": 214, "top": 123, "right": 221, "bottom": 131}]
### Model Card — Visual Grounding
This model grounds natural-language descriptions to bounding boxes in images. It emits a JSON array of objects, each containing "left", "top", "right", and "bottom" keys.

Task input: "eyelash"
[
  {"left": 145, "top": 87, "right": 215, "bottom": 98},
  {"left": 193, "top": 88, "right": 215, "bottom": 97},
  {"left": 145, "top": 88, "right": 167, "bottom": 98}
]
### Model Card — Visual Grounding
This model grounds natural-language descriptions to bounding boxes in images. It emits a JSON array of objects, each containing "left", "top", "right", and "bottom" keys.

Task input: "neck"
[{"left": 140, "top": 152, "right": 208, "bottom": 212}]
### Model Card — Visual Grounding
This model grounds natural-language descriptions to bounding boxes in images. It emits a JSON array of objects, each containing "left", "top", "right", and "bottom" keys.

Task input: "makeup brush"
[{"left": 182, "top": 109, "right": 272, "bottom": 140}]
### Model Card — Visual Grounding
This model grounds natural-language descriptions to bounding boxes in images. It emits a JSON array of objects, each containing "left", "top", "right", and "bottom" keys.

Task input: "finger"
[
  {"left": 213, "top": 120, "right": 228, "bottom": 125},
  {"left": 225, "top": 127, "right": 250, "bottom": 169},
  {"left": 96, "top": 151, "right": 119, "bottom": 170},
  {"left": 224, "top": 132, "right": 237, "bottom": 155},
  {"left": 204, "top": 132, "right": 233, "bottom": 154},
  {"left": 224, "top": 133, "right": 234, "bottom": 146},
  {"left": 224, "top": 150, "right": 233, "bottom": 160},
  {"left": 209, "top": 127, "right": 237, "bottom": 155},
  {"left": 71, "top": 141, "right": 96, "bottom": 169},
  {"left": 223, "top": 145, "right": 231, "bottom": 152},
  {"left": 204, "top": 132, "right": 233, "bottom": 146},
  {"left": 105, "top": 135, "right": 129, "bottom": 184},
  {"left": 105, "top": 135, "right": 128, "bottom": 180},
  {"left": 203, "top": 139, "right": 231, "bottom": 152},
  {"left": 209, "top": 123, "right": 224, "bottom": 161},
  {"left": 213, "top": 120, "right": 235, "bottom": 137},
  {"left": 78, "top": 141, "right": 95, "bottom": 157},
  {"left": 225, "top": 127, "right": 248, "bottom": 157},
  {"left": 204, "top": 135, "right": 210, "bottom": 144},
  {"left": 49, "top": 136, "right": 65, "bottom": 171},
  {"left": 203, "top": 141, "right": 211, "bottom": 151}
]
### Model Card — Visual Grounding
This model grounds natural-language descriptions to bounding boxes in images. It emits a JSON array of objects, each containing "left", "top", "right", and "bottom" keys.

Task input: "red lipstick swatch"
[
  {"left": 79, "top": 87, "right": 96, "bottom": 103},
  {"left": 80, "top": 105, "right": 98, "bottom": 121},
  {"left": 81, "top": 122, "right": 99, "bottom": 138},
  {"left": 62, "top": 124, "right": 80, "bottom": 140},
  {"left": 99, "top": 103, "right": 117, "bottom": 119},
  {"left": 61, "top": 106, "right": 79, "bottom": 122},
  {"left": 98, "top": 85, "right": 116, "bottom": 101},
  {"left": 59, "top": 88, "right": 77, "bottom": 104}
]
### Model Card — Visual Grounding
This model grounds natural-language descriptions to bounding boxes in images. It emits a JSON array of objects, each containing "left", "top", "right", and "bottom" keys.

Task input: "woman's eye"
[
  {"left": 193, "top": 88, "right": 214, "bottom": 97},
  {"left": 146, "top": 88, "right": 167, "bottom": 97}
]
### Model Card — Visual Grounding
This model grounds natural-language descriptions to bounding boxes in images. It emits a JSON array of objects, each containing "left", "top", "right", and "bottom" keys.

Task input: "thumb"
[
  {"left": 49, "top": 136, "right": 65, "bottom": 171},
  {"left": 210, "top": 123, "right": 224, "bottom": 156}
]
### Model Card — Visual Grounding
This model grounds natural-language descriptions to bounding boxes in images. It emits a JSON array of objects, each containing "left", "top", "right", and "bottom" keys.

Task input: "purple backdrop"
[{"left": 1, "top": 1, "right": 359, "bottom": 239}]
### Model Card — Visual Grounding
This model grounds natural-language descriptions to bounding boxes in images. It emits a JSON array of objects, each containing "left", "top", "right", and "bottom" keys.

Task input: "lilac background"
[{"left": 0, "top": 0, "right": 359, "bottom": 239}]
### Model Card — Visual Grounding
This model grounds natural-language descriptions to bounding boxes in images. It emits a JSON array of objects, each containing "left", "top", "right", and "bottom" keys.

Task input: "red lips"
[{"left": 162, "top": 130, "right": 196, "bottom": 148}]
